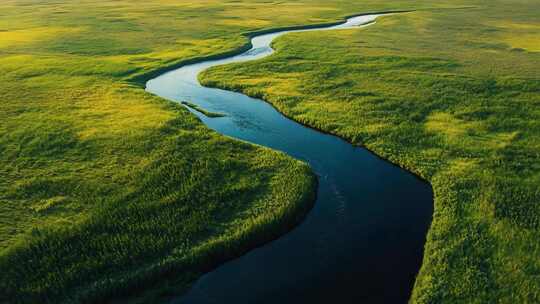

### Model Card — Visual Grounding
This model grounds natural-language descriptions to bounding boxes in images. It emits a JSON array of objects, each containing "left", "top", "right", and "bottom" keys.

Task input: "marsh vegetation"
[{"left": 1, "top": 0, "right": 538, "bottom": 303}]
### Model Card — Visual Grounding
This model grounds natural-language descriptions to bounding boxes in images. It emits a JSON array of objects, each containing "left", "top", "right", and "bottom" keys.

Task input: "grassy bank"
[
  {"left": 200, "top": 2, "right": 540, "bottom": 302},
  {"left": 181, "top": 101, "right": 226, "bottom": 118}
]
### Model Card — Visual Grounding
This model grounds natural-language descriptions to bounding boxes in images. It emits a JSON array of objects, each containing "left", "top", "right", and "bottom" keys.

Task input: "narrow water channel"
[{"left": 146, "top": 13, "right": 432, "bottom": 304}]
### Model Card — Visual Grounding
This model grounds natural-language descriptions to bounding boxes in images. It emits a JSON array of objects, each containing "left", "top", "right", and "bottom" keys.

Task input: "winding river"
[{"left": 146, "top": 13, "right": 432, "bottom": 304}]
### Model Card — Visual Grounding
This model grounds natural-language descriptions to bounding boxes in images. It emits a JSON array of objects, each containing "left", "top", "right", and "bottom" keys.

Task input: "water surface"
[{"left": 146, "top": 14, "right": 432, "bottom": 304}]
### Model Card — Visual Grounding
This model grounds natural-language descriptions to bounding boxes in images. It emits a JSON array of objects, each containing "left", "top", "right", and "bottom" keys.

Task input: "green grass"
[
  {"left": 1, "top": 0, "right": 538, "bottom": 302},
  {"left": 181, "top": 101, "right": 226, "bottom": 118},
  {"left": 200, "top": 2, "right": 540, "bottom": 303}
]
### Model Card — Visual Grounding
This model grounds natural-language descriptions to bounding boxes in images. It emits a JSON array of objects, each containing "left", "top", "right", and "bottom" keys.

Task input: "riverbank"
[{"left": 128, "top": 10, "right": 412, "bottom": 87}]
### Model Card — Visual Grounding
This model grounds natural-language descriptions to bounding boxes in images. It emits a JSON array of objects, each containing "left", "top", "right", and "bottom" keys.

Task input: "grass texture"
[{"left": 1, "top": 0, "right": 538, "bottom": 303}]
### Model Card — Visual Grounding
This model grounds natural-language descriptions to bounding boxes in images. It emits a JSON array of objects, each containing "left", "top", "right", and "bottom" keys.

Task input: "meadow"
[
  {"left": 0, "top": 0, "right": 538, "bottom": 303},
  {"left": 200, "top": 1, "right": 540, "bottom": 303}
]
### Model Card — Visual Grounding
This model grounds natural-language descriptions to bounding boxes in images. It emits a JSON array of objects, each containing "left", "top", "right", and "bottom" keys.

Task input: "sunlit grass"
[{"left": 0, "top": 27, "right": 80, "bottom": 49}]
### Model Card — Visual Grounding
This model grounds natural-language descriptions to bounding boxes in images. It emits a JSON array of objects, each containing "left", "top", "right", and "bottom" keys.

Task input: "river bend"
[{"left": 146, "top": 13, "right": 432, "bottom": 304}]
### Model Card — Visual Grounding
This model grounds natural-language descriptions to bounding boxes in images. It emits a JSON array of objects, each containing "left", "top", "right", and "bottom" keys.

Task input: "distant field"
[
  {"left": 1, "top": 0, "right": 538, "bottom": 303},
  {"left": 201, "top": 2, "right": 540, "bottom": 303}
]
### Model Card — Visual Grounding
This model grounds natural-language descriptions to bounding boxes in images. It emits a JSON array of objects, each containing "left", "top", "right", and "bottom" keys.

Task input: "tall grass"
[{"left": 1, "top": 127, "right": 316, "bottom": 302}]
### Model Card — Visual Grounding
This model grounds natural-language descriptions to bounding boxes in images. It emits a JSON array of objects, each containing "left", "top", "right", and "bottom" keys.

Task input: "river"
[{"left": 146, "top": 13, "right": 432, "bottom": 304}]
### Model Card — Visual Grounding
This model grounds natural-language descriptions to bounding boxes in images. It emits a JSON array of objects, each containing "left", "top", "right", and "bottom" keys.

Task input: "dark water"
[{"left": 146, "top": 14, "right": 432, "bottom": 304}]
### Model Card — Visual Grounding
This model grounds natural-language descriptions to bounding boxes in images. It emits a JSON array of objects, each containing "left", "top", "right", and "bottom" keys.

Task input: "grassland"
[
  {"left": 1, "top": 0, "right": 538, "bottom": 303},
  {"left": 200, "top": 2, "right": 540, "bottom": 303},
  {"left": 1, "top": 0, "right": 465, "bottom": 302}
]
